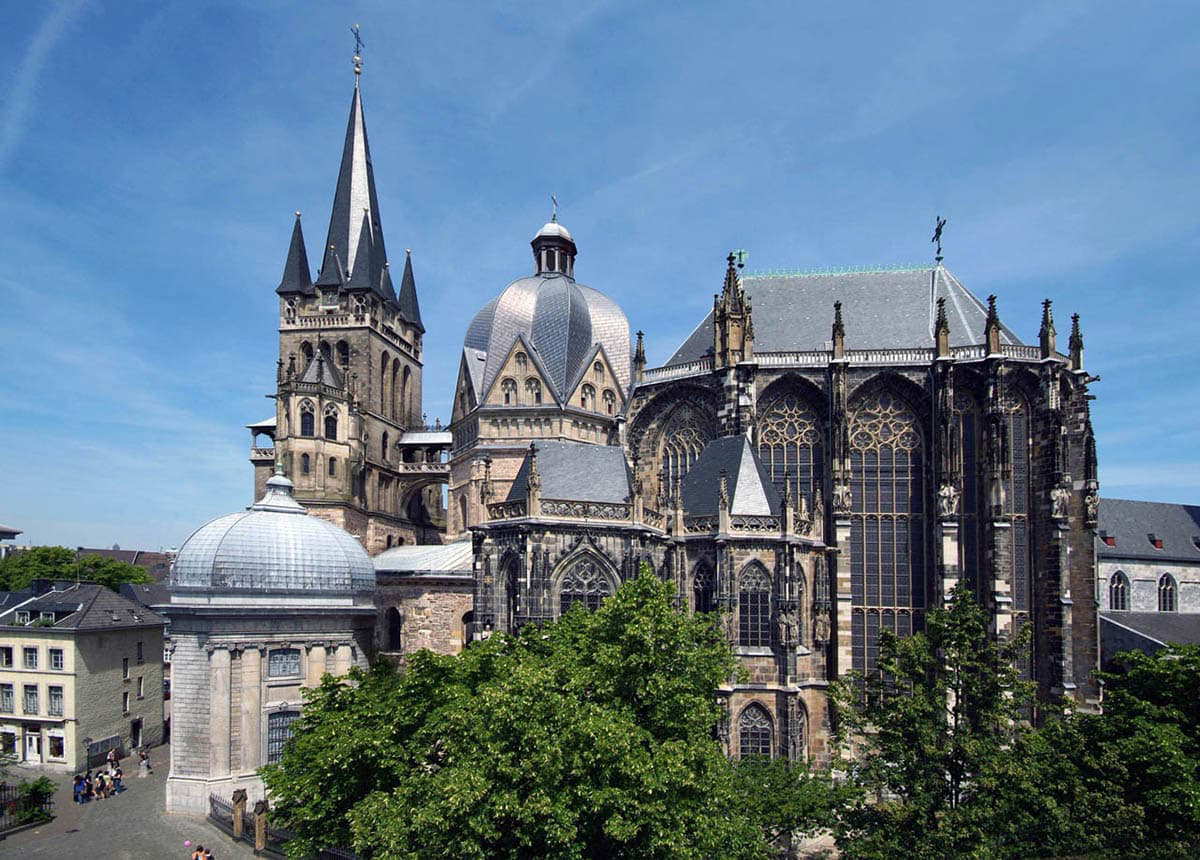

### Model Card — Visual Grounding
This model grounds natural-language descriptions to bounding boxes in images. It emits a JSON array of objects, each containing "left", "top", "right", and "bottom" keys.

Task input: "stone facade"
[{"left": 376, "top": 575, "right": 474, "bottom": 655}]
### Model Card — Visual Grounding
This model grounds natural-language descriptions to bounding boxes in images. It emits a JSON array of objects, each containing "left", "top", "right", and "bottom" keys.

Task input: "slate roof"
[
  {"left": 299, "top": 353, "right": 344, "bottom": 388},
  {"left": 507, "top": 441, "right": 632, "bottom": 504},
  {"left": 681, "top": 435, "right": 781, "bottom": 516},
  {"left": 1101, "top": 612, "right": 1200, "bottom": 647},
  {"left": 0, "top": 583, "right": 165, "bottom": 631},
  {"left": 276, "top": 213, "right": 313, "bottom": 295},
  {"left": 396, "top": 251, "right": 423, "bottom": 332},
  {"left": 667, "top": 265, "right": 1023, "bottom": 364},
  {"left": 373, "top": 539, "right": 473, "bottom": 576},
  {"left": 119, "top": 581, "right": 172, "bottom": 608},
  {"left": 1096, "top": 498, "right": 1200, "bottom": 564}
]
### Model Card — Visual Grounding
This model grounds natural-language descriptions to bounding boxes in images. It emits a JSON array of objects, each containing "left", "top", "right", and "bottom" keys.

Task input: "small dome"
[
  {"left": 171, "top": 474, "right": 374, "bottom": 594},
  {"left": 534, "top": 220, "right": 573, "bottom": 242}
]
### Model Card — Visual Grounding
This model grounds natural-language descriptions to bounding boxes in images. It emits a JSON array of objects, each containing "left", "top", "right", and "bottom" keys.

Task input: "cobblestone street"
[{"left": 1, "top": 745, "right": 254, "bottom": 859}]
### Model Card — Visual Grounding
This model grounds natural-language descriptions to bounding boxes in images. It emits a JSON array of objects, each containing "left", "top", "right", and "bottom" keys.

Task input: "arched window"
[
  {"left": 458, "top": 494, "right": 468, "bottom": 531},
  {"left": 602, "top": 389, "right": 616, "bottom": 416},
  {"left": 323, "top": 403, "right": 338, "bottom": 440},
  {"left": 739, "top": 564, "right": 771, "bottom": 647},
  {"left": 386, "top": 535, "right": 393, "bottom": 548},
  {"left": 501, "top": 378, "right": 517, "bottom": 405},
  {"left": 381, "top": 431, "right": 389, "bottom": 461},
  {"left": 380, "top": 351, "right": 391, "bottom": 415},
  {"left": 460, "top": 610, "right": 474, "bottom": 648},
  {"left": 299, "top": 400, "right": 315, "bottom": 437},
  {"left": 558, "top": 555, "right": 614, "bottom": 615},
  {"left": 952, "top": 390, "right": 983, "bottom": 593},
  {"left": 267, "top": 710, "right": 300, "bottom": 764},
  {"left": 516, "top": 352, "right": 528, "bottom": 372},
  {"left": 1109, "top": 571, "right": 1129, "bottom": 611},
  {"left": 594, "top": 361, "right": 604, "bottom": 381},
  {"left": 401, "top": 366, "right": 412, "bottom": 421},
  {"left": 757, "top": 391, "right": 823, "bottom": 505},
  {"left": 525, "top": 378, "right": 542, "bottom": 405},
  {"left": 300, "top": 453, "right": 310, "bottom": 475},
  {"left": 503, "top": 557, "right": 520, "bottom": 629},
  {"left": 385, "top": 607, "right": 402, "bottom": 651},
  {"left": 391, "top": 360, "right": 400, "bottom": 420},
  {"left": 1003, "top": 389, "right": 1033, "bottom": 617},
  {"left": 738, "top": 704, "right": 773, "bottom": 759},
  {"left": 693, "top": 562, "right": 717, "bottom": 614},
  {"left": 581, "top": 384, "right": 596, "bottom": 411},
  {"left": 849, "top": 389, "right": 925, "bottom": 673},
  {"left": 660, "top": 406, "right": 712, "bottom": 494},
  {"left": 300, "top": 341, "right": 314, "bottom": 366},
  {"left": 336, "top": 340, "right": 350, "bottom": 367},
  {"left": 319, "top": 340, "right": 332, "bottom": 362},
  {"left": 1159, "top": 574, "right": 1177, "bottom": 612},
  {"left": 328, "top": 457, "right": 337, "bottom": 477}
]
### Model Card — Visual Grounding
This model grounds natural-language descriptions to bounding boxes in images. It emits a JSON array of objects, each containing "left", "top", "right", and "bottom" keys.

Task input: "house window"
[
  {"left": 122, "top": 691, "right": 130, "bottom": 714},
  {"left": 136, "top": 641, "right": 144, "bottom": 665},
  {"left": 739, "top": 564, "right": 772, "bottom": 647},
  {"left": 122, "top": 657, "right": 129, "bottom": 679},
  {"left": 137, "top": 677, "right": 144, "bottom": 699},
  {"left": 738, "top": 704, "right": 773, "bottom": 758},
  {"left": 1109, "top": 571, "right": 1129, "bottom": 611},
  {"left": 50, "top": 648, "right": 64, "bottom": 670},
  {"left": 15, "top": 612, "right": 30, "bottom": 625},
  {"left": 23, "top": 685, "right": 38, "bottom": 715},
  {"left": 48, "top": 735, "right": 64, "bottom": 759},
  {"left": 1148, "top": 534, "right": 1164, "bottom": 550},
  {"left": 48, "top": 685, "right": 63, "bottom": 716},
  {"left": 22, "top": 647, "right": 37, "bottom": 670},
  {"left": 328, "top": 457, "right": 338, "bottom": 477},
  {"left": 301, "top": 453, "right": 311, "bottom": 475},
  {"left": 0, "top": 647, "right": 11, "bottom": 668},
  {"left": 382, "top": 431, "right": 390, "bottom": 461},
  {"left": 0, "top": 683, "right": 12, "bottom": 713},
  {"left": 1159, "top": 574, "right": 1178, "bottom": 612},
  {"left": 268, "top": 648, "right": 301, "bottom": 678},
  {"left": 267, "top": 710, "right": 301, "bottom": 763}
]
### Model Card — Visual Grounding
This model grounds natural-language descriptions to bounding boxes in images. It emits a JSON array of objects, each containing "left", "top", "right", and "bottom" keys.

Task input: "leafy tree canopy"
[
  {"left": 0, "top": 546, "right": 152, "bottom": 592},
  {"left": 262, "top": 571, "right": 838, "bottom": 859}
]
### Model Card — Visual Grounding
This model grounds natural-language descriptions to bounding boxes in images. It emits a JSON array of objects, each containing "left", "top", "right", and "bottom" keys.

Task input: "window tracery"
[
  {"left": 757, "top": 392, "right": 823, "bottom": 505},
  {"left": 739, "top": 563, "right": 771, "bottom": 647},
  {"left": 660, "top": 406, "right": 712, "bottom": 495},
  {"left": 1159, "top": 573, "right": 1177, "bottom": 612},
  {"left": 1003, "top": 389, "right": 1032, "bottom": 615},
  {"left": 558, "top": 555, "right": 614, "bottom": 615},
  {"left": 952, "top": 390, "right": 982, "bottom": 591},
  {"left": 299, "top": 400, "right": 315, "bottom": 437},
  {"left": 323, "top": 403, "right": 338, "bottom": 440},
  {"left": 738, "top": 704, "right": 773, "bottom": 758},
  {"left": 693, "top": 562, "right": 716, "bottom": 614},
  {"left": 1109, "top": 571, "right": 1129, "bottom": 611}
]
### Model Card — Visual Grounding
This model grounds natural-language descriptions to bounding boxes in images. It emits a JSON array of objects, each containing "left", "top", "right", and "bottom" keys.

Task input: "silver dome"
[
  {"left": 464, "top": 273, "right": 631, "bottom": 400},
  {"left": 171, "top": 475, "right": 374, "bottom": 593},
  {"left": 534, "top": 220, "right": 573, "bottom": 242}
]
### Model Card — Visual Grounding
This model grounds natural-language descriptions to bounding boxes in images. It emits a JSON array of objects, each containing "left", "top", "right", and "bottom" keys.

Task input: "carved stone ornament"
[
  {"left": 937, "top": 482, "right": 961, "bottom": 518},
  {"left": 1084, "top": 487, "right": 1099, "bottom": 526},
  {"left": 813, "top": 609, "right": 831, "bottom": 645},
  {"left": 717, "top": 696, "right": 731, "bottom": 745},
  {"left": 832, "top": 482, "right": 853, "bottom": 515},
  {"left": 1050, "top": 484, "right": 1071, "bottom": 520}
]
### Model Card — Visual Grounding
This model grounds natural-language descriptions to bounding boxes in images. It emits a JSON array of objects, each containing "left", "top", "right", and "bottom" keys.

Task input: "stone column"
[
  {"left": 208, "top": 646, "right": 231, "bottom": 778},
  {"left": 834, "top": 514, "right": 853, "bottom": 679},
  {"left": 305, "top": 644, "right": 326, "bottom": 687},
  {"left": 939, "top": 520, "right": 961, "bottom": 608},
  {"left": 333, "top": 643, "right": 352, "bottom": 676},
  {"left": 240, "top": 646, "right": 262, "bottom": 773},
  {"left": 232, "top": 789, "right": 247, "bottom": 840}
]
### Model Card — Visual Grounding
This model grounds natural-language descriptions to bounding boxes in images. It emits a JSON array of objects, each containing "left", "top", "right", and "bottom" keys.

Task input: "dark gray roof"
[
  {"left": 1097, "top": 498, "right": 1200, "bottom": 563},
  {"left": 314, "top": 241, "right": 346, "bottom": 287},
  {"left": 299, "top": 353, "right": 343, "bottom": 388},
  {"left": 345, "top": 212, "right": 379, "bottom": 292},
  {"left": 0, "top": 583, "right": 165, "bottom": 631},
  {"left": 396, "top": 251, "right": 423, "bottom": 332},
  {"left": 276, "top": 213, "right": 313, "bottom": 295},
  {"left": 119, "top": 581, "right": 172, "bottom": 608},
  {"left": 507, "top": 441, "right": 631, "bottom": 504},
  {"left": 1101, "top": 612, "right": 1200, "bottom": 647},
  {"left": 667, "top": 265, "right": 1022, "bottom": 364},
  {"left": 681, "top": 435, "right": 781, "bottom": 516}
]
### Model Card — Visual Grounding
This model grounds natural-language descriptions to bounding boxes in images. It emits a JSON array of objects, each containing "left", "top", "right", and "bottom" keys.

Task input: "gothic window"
[
  {"left": 693, "top": 562, "right": 717, "bottom": 614},
  {"left": 660, "top": 406, "right": 712, "bottom": 494},
  {"left": 952, "top": 390, "right": 982, "bottom": 592},
  {"left": 267, "top": 710, "right": 301, "bottom": 763},
  {"left": 401, "top": 365, "right": 412, "bottom": 422},
  {"left": 516, "top": 351, "right": 528, "bottom": 372},
  {"left": 757, "top": 392, "right": 823, "bottom": 505},
  {"left": 459, "top": 495, "right": 469, "bottom": 531},
  {"left": 581, "top": 384, "right": 596, "bottom": 411},
  {"left": 525, "top": 378, "right": 542, "bottom": 405},
  {"left": 381, "top": 431, "right": 389, "bottom": 462},
  {"left": 299, "top": 400, "right": 315, "bottom": 437},
  {"left": 738, "top": 704, "right": 773, "bottom": 758},
  {"left": 603, "top": 389, "right": 616, "bottom": 416},
  {"left": 328, "top": 457, "right": 337, "bottom": 477},
  {"left": 268, "top": 648, "right": 300, "bottom": 678},
  {"left": 380, "top": 351, "right": 391, "bottom": 415},
  {"left": 337, "top": 340, "right": 350, "bottom": 367},
  {"left": 1003, "top": 389, "right": 1032, "bottom": 614},
  {"left": 385, "top": 607, "right": 402, "bottom": 651},
  {"left": 1109, "top": 571, "right": 1129, "bottom": 611},
  {"left": 1159, "top": 574, "right": 1177, "bottom": 612},
  {"left": 300, "top": 453, "right": 310, "bottom": 475},
  {"left": 738, "top": 563, "right": 772, "bottom": 647},
  {"left": 300, "top": 341, "right": 314, "bottom": 365},
  {"left": 319, "top": 340, "right": 332, "bottom": 361},
  {"left": 594, "top": 361, "right": 604, "bottom": 382},
  {"left": 849, "top": 389, "right": 925, "bottom": 673},
  {"left": 503, "top": 557, "right": 520, "bottom": 629},
  {"left": 391, "top": 360, "right": 400, "bottom": 420},
  {"left": 558, "top": 556, "right": 615, "bottom": 616},
  {"left": 323, "top": 403, "right": 338, "bottom": 440}
]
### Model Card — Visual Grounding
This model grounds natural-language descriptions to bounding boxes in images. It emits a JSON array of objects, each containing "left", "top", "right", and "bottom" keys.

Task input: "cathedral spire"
[
  {"left": 984, "top": 294, "right": 1002, "bottom": 355},
  {"left": 934, "top": 296, "right": 950, "bottom": 357},
  {"left": 346, "top": 210, "right": 376, "bottom": 291},
  {"left": 322, "top": 70, "right": 387, "bottom": 292},
  {"left": 831, "top": 301, "right": 845, "bottom": 359},
  {"left": 633, "top": 330, "right": 646, "bottom": 382},
  {"left": 1039, "top": 298, "right": 1057, "bottom": 359},
  {"left": 396, "top": 249, "right": 424, "bottom": 332},
  {"left": 276, "top": 211, "right": 313, "bottom": 295},
  {"left": 1069, "top": 313, "right": 1085, "bottom": 371}
]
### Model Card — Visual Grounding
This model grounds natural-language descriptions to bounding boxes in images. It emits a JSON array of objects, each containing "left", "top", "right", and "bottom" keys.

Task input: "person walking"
[
  {"left": 191, "top": 844, "right": 204, "bottom": 860},
  {"left": 138, "top": 749, "right": 150, "bottom": 778},
  {"left": 83, "top": 771, "right": 94, "bottom": 802},
  {"left": 72, "top": 774, "right": 84, "bottom": 804},
  {"left": 106, "top": 747, "right": 118, "bottom": 769},
  {"left": 113, "top": 765, "right": 124, "bottom": 793}
]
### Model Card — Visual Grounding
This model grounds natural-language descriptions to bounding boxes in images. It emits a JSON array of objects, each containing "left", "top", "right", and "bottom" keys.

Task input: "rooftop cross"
[
  {"left": 733, "top": 249, "right": 749, "bottom": 268},
  {"left": 931, "top": 215, "right": 947, "bottom": 262},
  {"left": 351, "top": 24, "right": 364, "bottom": 77},
  {"left": 550, "top": 193, "right": 559, "bottom": 222}
]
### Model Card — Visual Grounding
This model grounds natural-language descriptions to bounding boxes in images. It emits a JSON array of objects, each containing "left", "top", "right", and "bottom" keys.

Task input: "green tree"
[
  {"left": 830, "top": 584, "right": 1032, "bottom": 858},
  {"left": 262, "top": 571, "right": 838, "bottom": 859},
  {"left": 0, "top": 546, "right": 151, "bottom": 591}
]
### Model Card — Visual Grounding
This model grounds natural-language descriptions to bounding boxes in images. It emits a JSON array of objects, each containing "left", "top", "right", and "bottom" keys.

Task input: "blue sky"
[{"left": 1, "top": 0, "right": 1198, "bottom": 549}]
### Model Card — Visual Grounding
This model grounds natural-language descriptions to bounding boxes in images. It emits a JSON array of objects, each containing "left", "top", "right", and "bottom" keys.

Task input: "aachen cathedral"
[{"left": 245, "top": 63, "right": 1102, "bottom": 767}]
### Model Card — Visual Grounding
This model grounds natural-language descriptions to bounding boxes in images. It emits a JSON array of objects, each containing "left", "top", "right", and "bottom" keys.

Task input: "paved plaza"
[{"left": 1, "top": 745, "right": 254, "bottom": 859}]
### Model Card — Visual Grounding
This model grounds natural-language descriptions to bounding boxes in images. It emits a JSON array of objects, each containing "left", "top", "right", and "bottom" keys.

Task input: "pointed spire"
[
  {"left": 831, "top": 301, "right": 845, "bottom": 359},
  {"left": 984, "top": 294, "right": 1002, "bottom": 354},
  {"left": 346, "top": 211, "right": 376, "bottom": 290},
  {"left": 1039, "top": 299, "right": 1057, "bottom": 358},
  {"left": 315, "top": 243, "right": 346, "bottom": 287},
  {"left": 935, "top": 296, "right": 950, "bottom": 357},
  {"left": 633, "top": 330, "right": 646, "bottom": 382},
  {"left": 322, "top": 77, "right": 387, "bottom": 294},
  {"left": 1069, "top": 313, "right": 1085, "bottom": 371},
  {"left": 276, "top": 211, "right": 313, "bottom": 295},
  {"left": 721, "top": 252, "right": 743, "bottom": 301},
  {"left": 396, "top": 249, "right": 424, "bottom": 332}
]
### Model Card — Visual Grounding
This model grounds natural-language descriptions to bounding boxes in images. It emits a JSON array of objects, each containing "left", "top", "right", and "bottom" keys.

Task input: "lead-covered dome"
[
  {"left": 464, "top": 218, "right": 631, "bottom": 400},
  {"left": 171, "top": 474, "right": 374, "bottom": 594}
]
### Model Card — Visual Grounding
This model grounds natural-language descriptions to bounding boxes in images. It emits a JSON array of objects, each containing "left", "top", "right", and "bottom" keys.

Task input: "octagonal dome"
[{"left": 171, "top": 474, "right": 374, "bottom": 594}]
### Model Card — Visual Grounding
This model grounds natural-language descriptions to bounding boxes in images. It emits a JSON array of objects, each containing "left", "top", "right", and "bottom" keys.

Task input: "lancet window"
[
  {"left": 525, "top": 378, "right": 543, "bottom": 405},
  {"left": 581, "top": 384, "right": 596, "bottom": 411},
  {"left": 603, "top": 390, "right": 616, "bottom": 415},
  {"left": 660, "top": 406, "right": 712, "bottom": 496},
  {"left": 299, "top": 400, "right": 315, "bottom": 437},
  {"left": 738, "top": 704, "right": 773, "bottom": 758},
  {"left": 849, "top": 390, "right": 925, "bottom": 673},
  {"left": 952, "top": 390, "right": 982, "bottom": 591},
  {"left": 738, "top": 563, "right": 772, "bottom": 647},
  {"left": 693, "top": 562, "right": 717, "bottom": 614},
  {"left": 1159, "top": 574, "right": 1177, "bottom": 612},
  {"left": 757, "top": 392, "right": 823, "bottom": 505},
  {"left": 323, "top": 403, "right": 338, "bottom": 440},
  {"left": 558, "top": 556, "right": 614, "bottom": 616},
  {"left": 1109, "top": 571, "right": 1129, "bottom": 611},
  {"left": 1002, "top": 389, "right": 1033, "bottom": 616}
]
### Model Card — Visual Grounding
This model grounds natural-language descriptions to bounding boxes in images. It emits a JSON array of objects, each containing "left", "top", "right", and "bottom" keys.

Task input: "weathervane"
[
  {"left": 931, "top": 215, "right": 947, "bottom": 263},
  {"left": 351, "top": 24, "right": 364, "bottom": 76},
  {"left": 733, "top": 249, "right": 749, "bottom": 268},
  {"left": 550, "top": 194, "right": 559, "bottom": 222}
]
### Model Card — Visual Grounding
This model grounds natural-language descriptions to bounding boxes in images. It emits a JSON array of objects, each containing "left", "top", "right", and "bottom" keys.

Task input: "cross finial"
[
  {"left": 733, "top": 249, "right": 748, "bottom": 269},
  {"left": 351, "top": 24, "right": 364, "bottom": 77},
  {"left": 550, "top": 194, "right": 558, "bottom": 222},
  {"left": 931, "top": 215, "right": 948, "bottom": 262}
]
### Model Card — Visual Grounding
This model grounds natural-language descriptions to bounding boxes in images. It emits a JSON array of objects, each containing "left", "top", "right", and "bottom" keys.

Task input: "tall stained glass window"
[
  {"left": 738, "top": 564, "right": 772, "bottom": 647},
  {"left": 757, "top": 392, "right": 823, "bottom": 506},
  {"left": 738, "top": 704, "right": 773, "bottom": 758},
  {"left": 558, "top": 556, "right": 614, "bottom": 615}
]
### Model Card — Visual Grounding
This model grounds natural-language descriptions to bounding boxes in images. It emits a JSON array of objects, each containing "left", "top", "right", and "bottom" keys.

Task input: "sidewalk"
[{"left": 1, "top": 744, "right": 254, "bottom": 859}]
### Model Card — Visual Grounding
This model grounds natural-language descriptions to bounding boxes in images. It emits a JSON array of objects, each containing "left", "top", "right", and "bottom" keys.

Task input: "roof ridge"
[{"left": 744, "top": 263, "right": 930, "bottom": 279}]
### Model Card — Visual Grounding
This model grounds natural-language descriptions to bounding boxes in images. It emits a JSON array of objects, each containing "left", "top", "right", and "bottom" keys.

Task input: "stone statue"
[
  {"left": 937, "top": 482, "right": 961, "bottom": 518},
  {"left": 1084, "top": 488, "right": 1099, "bottom": 525},
  {"left": 1050, "top": 484, "right": 1071, "bottom": 520},
  {"left": 813, "top": 609, "right": 831, "bottom": 645},
  {"left": 832, "top": 482, "right": 852, "bottom": 515}
]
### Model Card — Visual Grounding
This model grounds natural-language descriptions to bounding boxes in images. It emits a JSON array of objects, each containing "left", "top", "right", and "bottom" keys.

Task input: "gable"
[
  {"left": 566, "top": 344, "right": 626, "bottom": 417},
  {"left": 481, "top": 335, "right": 559, "bottom": 408}
]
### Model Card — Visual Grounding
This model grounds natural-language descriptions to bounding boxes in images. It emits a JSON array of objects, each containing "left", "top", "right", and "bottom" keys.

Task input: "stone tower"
[{"left": 248, "top": 67, "right": 449, "bottom": 553}]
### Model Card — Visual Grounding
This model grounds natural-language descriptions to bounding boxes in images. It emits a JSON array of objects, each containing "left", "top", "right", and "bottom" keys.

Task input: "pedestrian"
[
  {"left": 203, "top": 849, "right": 214, "bottom": 859},
  {"left": 138, "top": 750, "right": 149, "bottom": 778},
  {"left": 191, "top": 844, "right": 204, "bottom": 860},
  {"left": 106, "top": 747, "right": 118, "bottom": 768},
  {"left": 113, "top": 765, "right": 124, "bottom": 793},
  {"left": 84, "top": 770, "right": 94, "bottom": 802},
  {"left": 72, "top": 774, "right": 84, "bottom": 804}
]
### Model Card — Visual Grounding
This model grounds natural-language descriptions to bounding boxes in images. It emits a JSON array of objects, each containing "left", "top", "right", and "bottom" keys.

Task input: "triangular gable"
[
  {"left": 480, "top": 333, "right": 561, "bottom": 407},
  {"left": 565, "top": 342, "right": 628, "bottom": 415},
  {"left": 451, "top": 349, "right": 482, "bottom": 423}
]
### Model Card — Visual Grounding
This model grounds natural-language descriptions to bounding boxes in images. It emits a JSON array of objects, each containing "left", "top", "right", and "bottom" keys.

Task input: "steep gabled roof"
[
  {"left": 681, "top": 435, "right": 781, "bottom": 516},
  {"left": 276, "top": 213, "right": 313, "bottom": 295},
  {"left": 322, "top": 81, "right": 387, "bottom": 284},
  {"left": 507, "top": 441, "right": 632, "bottom": 504},
  {"left": 396, "top": 250, "right": 423, "bottom": 332},
  {"left": 1097, "top": 497, "right": 1200, "bottom": 563},
  {"left": 0, "top": 583, "right": 165, "bottom": 631},
  {"left": 299, "top": 353, "right": 344, "bottom": 388}
]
